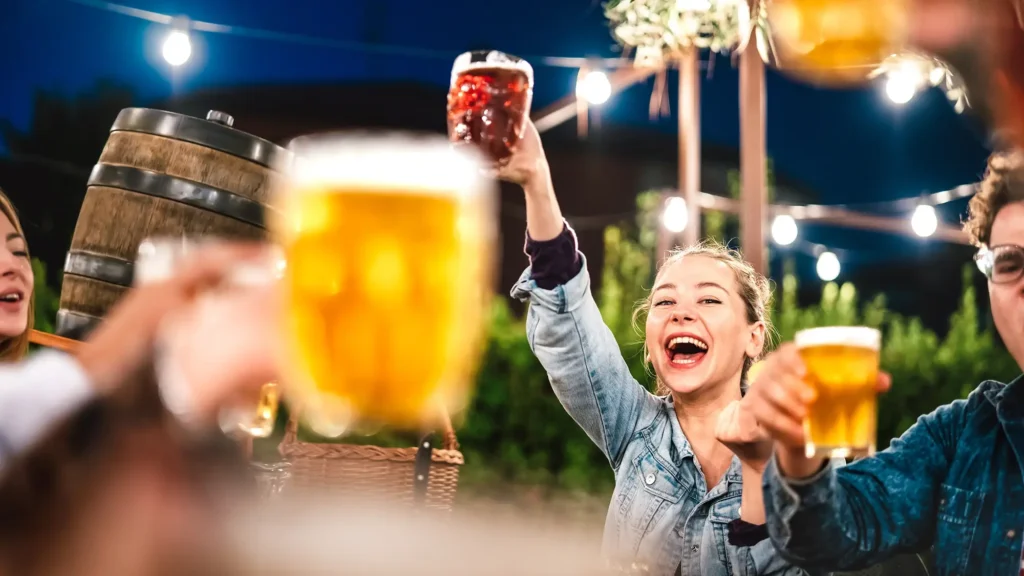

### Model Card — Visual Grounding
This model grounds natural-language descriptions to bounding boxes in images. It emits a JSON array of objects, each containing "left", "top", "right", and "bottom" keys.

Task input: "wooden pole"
[
  {"left": 678, "top": 50, "right": 701, "bottom": 247},
  {"left": 656, "top": 190, "right": 673, "bottom": 264},
  {"left": 739, "top": 31, "right": 768, "bottom": 275}
]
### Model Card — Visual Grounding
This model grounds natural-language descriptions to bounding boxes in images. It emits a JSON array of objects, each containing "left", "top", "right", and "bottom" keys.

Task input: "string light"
[
  {"left": 885, "top": 61, "right": 924, "bottom": 105},
  {"left": 576, "top": 70, "right": 612, "bottom": 105},
  {"left": 771, "top": 214, "right": 798, "bottom": 246},
  {"left": 162, "top": 29, "right": 192, "bottom": 66},
  {"left": 816, "top": 251, "right": 841, "bottom": 281},
  {"left": 662, "top": 197, "right": 689, "bottom": 233},
  {"left": 911, "top": 204, "right": 938, "bottom": 237}
]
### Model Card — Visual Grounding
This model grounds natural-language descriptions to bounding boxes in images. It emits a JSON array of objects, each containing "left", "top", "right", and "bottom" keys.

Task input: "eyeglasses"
[{"left": 975, "top": 244, "right": 1024, "bottom": 284}]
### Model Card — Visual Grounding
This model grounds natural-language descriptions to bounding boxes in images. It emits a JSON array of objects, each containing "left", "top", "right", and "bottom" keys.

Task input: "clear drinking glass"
[
  {"left": 138, "top": 236, "right": 281, "bottom": 438},
  {"left": 794, "top": 326, "right": 882, "bottom": 459}
]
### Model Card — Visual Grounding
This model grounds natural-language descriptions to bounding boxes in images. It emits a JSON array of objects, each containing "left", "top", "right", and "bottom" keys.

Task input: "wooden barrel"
[{"left": 56, "top": 108, "right": 292, "bottom": 339}]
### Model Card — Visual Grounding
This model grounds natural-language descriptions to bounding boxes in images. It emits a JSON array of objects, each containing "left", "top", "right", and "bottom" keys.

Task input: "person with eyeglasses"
[{"left": 728, "top": 149, "right": 1024, "bottom": 575}]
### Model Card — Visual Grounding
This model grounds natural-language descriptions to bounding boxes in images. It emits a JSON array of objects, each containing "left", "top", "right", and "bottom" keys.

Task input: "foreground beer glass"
[
  {"left": 275, "top": 133, "right": 497, "bottom": 435},
  {"left": 766, "top": 0, "right": 910, "bottom": 86},
  {"left": 447, "top": 50, "right": 534, "bottom": 167},
  {"left": 794, "top": 326, "right": 882, "bottom": 458},
  {"left": 137, "top": 237, "right": 280, "bottom": 438}
]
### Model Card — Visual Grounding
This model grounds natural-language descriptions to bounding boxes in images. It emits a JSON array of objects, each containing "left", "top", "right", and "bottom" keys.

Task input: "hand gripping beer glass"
[
  {"left": 273, "top": 133, "right": 497, "bottom": 435},
  {"left": 137, "top": 237, "right": 281, "bottom": 438},
  {"left": 447, "top": 50, "right": 534, "bottom": 167},
  {"left": 794, "top": 326, "right": 882, "bottom": 459}
]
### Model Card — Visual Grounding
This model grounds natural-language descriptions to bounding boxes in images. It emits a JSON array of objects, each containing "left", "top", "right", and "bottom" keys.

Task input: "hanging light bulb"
[
  {"left": 911, "top": 204, "right": 938, "bottom": 237},
  {"left": 576, "top": 70, "right": 612, "bottom": 105},
  {"left": 662, "top": 197, "right": 688, "bottom": 233},
  {"left": 816, "top": 251, "right": 840, "bottom": 281},
  {"left": 162, "top": 29, "right": 192, "bottom": 66},
  {"left": 771, "top": 215, "right": 799, "bottom": 246},
  {"left": 885, "top": 60, "right": 925, "bottom": 104}
]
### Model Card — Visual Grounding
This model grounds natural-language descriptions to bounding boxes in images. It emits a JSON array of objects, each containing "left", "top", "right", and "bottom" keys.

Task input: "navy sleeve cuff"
[
  {"left": 523, "top": 221, "right": 582, "bottom": 290},
  {"left": 727, "top": 518, "right": 770, "bottom": 547}
]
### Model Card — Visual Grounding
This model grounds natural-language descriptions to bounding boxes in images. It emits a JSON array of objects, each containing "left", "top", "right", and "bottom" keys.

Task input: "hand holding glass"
[{"left": 794, "top": 326, "right": 882, "bottom": 459}]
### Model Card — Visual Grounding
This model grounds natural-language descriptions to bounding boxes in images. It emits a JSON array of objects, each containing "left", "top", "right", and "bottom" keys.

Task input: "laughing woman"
[{"left": 502, "top": 122, "right": 805, "bottom": 576}]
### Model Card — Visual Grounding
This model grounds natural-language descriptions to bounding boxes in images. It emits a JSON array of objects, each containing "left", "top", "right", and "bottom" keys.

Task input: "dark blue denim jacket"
[{"left": 762, "top": 376, "right": 1024, "bottom": 576}]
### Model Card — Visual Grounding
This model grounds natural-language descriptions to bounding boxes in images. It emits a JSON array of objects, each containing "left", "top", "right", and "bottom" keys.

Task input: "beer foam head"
[
  {"left": 285, "top": 132, "right": 492, "bottom": 199},
  {"left": 794, "top": 326, "right": 881, "bottom": 351},
  {"left": 451, "top": 50, "right": 534, "bottom": 86}
]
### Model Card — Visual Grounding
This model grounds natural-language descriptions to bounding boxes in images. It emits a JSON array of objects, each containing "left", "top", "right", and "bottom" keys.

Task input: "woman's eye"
[
  {"left": 654, "top": 299, "right": 673, "bottom": 307},
  {"left": 699, "top": 298, "right": 721, "bottom": 305}
]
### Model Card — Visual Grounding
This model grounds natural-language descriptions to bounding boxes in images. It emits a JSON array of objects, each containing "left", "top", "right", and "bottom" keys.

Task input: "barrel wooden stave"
[{"left": 57, "top": 110, "right": 285, "bottom": 338}]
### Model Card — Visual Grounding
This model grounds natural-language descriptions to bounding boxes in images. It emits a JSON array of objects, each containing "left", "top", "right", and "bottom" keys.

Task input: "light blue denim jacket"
[{"left": 512, "top": 257, "right": 806, "bottom": 576}]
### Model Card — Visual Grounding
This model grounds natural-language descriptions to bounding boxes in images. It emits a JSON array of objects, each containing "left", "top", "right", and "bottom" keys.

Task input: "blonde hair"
[
  {"left": 632, "top": 240, "right": 773, "bottom": 395},
  {"left": 0, "top": 189, "right": 33, "bottom": 363}
]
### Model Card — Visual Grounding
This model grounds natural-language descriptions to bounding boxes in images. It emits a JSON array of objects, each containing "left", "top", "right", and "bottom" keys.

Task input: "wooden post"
[
  {"left": 656, "top": 189, "right": 674, "bottom": 264},
  {"left": 739, "top": 31, "right": 767, "bottom": 275},
  {"left": 678, "top": 49, "right": 701, "bottom": 246},
  {"left": 576, "top": 67, "right": 589, "bottom": 138}
]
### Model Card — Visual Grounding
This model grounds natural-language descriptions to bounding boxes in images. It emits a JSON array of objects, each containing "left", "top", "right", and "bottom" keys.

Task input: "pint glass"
[
  {"left": 794, "top": 326, "right": 881, "bottom": 458},
  {"left": 274, "top": 133, "right": 497, "bottom": 435},
  {"left": 136, "top": 237, "right": 281, "bottom": 438},
  {"left": 447, "top": 50, "right": 534, "bottom": 166}
]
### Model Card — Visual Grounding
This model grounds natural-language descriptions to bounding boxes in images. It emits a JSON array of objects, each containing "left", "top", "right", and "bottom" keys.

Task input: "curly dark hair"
[{"left": 964, "top": 149, "right": 1024, "bottom": 246}]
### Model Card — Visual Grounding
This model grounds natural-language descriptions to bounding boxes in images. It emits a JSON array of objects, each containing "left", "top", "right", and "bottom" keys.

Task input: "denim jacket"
[
  {"left": 762, "top": 376, "right": 1024, "bottom": 576},
  {"left": 512, "top": 257, "right": 805, "bottom": 576}
]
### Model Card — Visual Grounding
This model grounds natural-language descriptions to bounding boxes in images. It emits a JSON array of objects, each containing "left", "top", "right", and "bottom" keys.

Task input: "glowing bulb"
[
  {"left": 576, "top": 70, "right": 612, "bottom": 105},
  {"left": 162, "top": 30, "right": 192, "bottom": 67},
  {"left": 911, "top": 204, "right": 938, "bottom": 237},
  {"left": 816, "top": 251, "right": 840, "bottom": 281},
  {"left": 662, "top": 197, "right": 688, "bottom": 233},
  {"left": 771, "top": 214, "right": 798, "bottom": 246},
  {"left": 885, "top": 63, "right": 923, "bottom": 105}
]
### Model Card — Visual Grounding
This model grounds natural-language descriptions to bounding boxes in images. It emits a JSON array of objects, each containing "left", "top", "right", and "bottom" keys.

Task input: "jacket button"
[
  {"left": 1008, "top": 530, "right": 1016, "bottom": 539},
  {"left": 691, "top": 544, "right": 699, "bottom": 552},
  {"left": 645, "top": 473, "right": 656, "bottom": 485}
]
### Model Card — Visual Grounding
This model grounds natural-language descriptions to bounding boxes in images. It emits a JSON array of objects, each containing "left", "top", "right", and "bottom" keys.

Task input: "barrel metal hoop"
[
  {"left": 63, "top": 251, "right": 135, "bottom": 288},
  {"left": 55, "top": 309, "right": 103, "bottom": 340},
  {"left": 88, "top": 164, "right": 266, "bottom": 229},
  {"left": 110, "top": 108, "right": 293, "bottom": 170}
]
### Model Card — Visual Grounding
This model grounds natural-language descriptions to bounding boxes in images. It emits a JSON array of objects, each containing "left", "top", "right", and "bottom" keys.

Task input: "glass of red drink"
[{"left": 447, "top": 50, "right": 534, "bottom": 167}]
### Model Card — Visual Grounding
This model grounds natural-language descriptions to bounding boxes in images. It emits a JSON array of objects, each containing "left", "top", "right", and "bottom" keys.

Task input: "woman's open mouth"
[{"left": 665, "top": 335, "right": 708, "bottom": 367}]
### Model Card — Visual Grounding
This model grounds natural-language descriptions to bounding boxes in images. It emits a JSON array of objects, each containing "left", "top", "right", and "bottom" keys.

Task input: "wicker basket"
[{"left": 277, "top": 412, "right": 464, "bottom": 511}]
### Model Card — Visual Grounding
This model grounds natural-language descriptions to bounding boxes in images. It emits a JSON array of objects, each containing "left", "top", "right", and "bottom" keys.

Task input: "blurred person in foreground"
[
  {"left": 743, "top": 149, "right": 1024, "bottom": 574},
  {"left": 504, "top": 120, "right": 806, "bottom": 575},
  {"left": 0, "top": 241, "right": 280, "bottom": 576}
]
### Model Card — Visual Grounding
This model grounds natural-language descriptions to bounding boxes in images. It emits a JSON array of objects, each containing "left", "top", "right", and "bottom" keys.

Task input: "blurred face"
[
  {"left": 987, "top": 201, "right": 1024, "bottom": 368},
  {"left": 0, "top": 213, "right": 32, "bottom": 340},
  {"left": 645, "top": 255, "right": 765, "bottom": 397}
]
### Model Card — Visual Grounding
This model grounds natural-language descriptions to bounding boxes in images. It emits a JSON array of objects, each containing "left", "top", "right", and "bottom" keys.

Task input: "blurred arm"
[
  {"left": 762, "top": 401, "right": 964, "bottom": 571},
  {"left": 0, "top": 351, "right": 95, "bottom": 468}
]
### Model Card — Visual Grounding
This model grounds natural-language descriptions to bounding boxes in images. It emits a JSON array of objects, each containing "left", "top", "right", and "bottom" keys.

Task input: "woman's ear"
[{"left": 746, "top": 321, "right": 767, "bottom": 360}]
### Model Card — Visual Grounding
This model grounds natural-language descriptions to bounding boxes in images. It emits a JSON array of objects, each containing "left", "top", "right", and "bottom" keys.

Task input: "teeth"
[
  {"left": 667, "top": 336, "right": 708, "bottom": 351},
  {"left": 0, "top": 294, "right": 21, "bottom": 302}
]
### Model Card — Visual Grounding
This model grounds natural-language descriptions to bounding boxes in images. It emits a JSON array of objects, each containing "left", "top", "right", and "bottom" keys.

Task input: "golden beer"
[
  {"left": 766, "top": 0, "right": 910, "bottom": 86},
  {"left": 275, "top": 134, "right": 496, "bottom": 433},
  {"left": 795, "top": 326, "right": 881, "bottom": 458}
]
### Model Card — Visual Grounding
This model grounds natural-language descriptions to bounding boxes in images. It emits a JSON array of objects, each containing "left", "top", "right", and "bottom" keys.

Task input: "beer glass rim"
[
  {"left": 283, "top": 131, "right": 491, "bottom": 198},
  {"left": 794, "top": 326, "right": 881, "bottom": 351},
  {"left": 450, "top": 49, "right": 534, "bottom": 85}
]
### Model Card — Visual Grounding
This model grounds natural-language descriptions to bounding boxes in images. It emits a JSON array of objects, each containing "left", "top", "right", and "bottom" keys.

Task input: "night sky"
[{"left": 0, "top": 0, "right": 998, "bottom": 273}]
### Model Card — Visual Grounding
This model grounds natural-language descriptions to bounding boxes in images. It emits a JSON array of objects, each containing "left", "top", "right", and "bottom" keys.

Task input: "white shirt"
[{"left": 0, "top": 350, "right": 94, "bottom": 469}]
